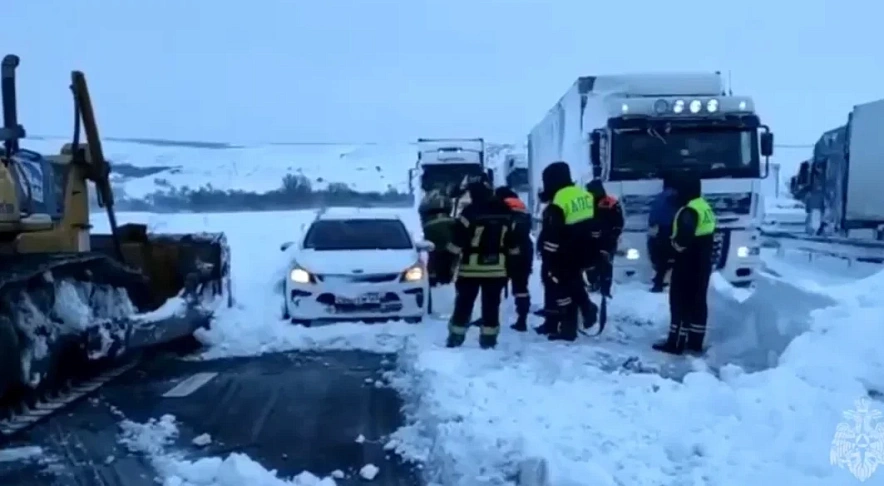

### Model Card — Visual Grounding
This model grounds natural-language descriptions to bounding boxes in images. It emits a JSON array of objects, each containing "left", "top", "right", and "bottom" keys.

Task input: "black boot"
[
  {"left": 534, "top": 318, "right": 557, "bottom": 335},
  {"left": 548, "top": 313, "right": 578, "bottom": 342},
  {"left": 479, "top": 333, "right": 498, "bottom": 349},
  {"left": 651, "top": 322, "right": 686, "bottom": 355},
  {"left": 686, "top": 324, "right": 706, "bottom": 354},
  {"left": 510, "top": 314, "right": 528, "bottom": 332},
  {"left": 446, "top": 332, "right": 466, "bottom": 348},
  {"left": 650, "top": 283, "right": 665, "bottom": 293}
]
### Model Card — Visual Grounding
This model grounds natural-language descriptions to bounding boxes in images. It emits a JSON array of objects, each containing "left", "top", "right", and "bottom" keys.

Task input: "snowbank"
[{"left": 387, "top": 270, "right": 884, "bottom": 485}]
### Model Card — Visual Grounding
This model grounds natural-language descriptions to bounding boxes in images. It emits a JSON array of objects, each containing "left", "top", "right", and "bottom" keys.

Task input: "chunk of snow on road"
[
  {"left": 359, "top": 463, "right": 379, "bottom": 480},
  {"left": 119, "top": 415, "right": 339, "bottom": 485},
  {"left": 355, "top": 434, "right": 365, "bottom": 443},
  {"left": 330, "top": 469, "right": 345, "bottom": 479},
  {"left": 192, "top": 433, "right": 212, "bottom": 447},
  {"left": 0, "top": 446, "right": 43, "bottom": 463}
]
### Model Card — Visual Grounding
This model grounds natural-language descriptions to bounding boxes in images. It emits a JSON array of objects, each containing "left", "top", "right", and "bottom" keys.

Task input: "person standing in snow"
[
  {"left": 420, "top": 191, "right": 457, "bottom": 287},
  {"left": 494, "top": 186, "right": 534, "bottom": 332},
  {"left": 652, "top": 175, "right": 715, "bottom": 355},
  {"left": 445, "top": 175, "right": 525, "bottom": 349},
  {"left": 647, "top": 174, "right": 678, "bottom": 292},
  {"left": 535, "top": 162, "right": 597, "bottom": 341}
]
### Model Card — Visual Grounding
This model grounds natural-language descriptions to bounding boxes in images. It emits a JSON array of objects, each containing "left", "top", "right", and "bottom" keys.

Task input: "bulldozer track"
[{"left": 0, "top": 354, "right": 143, "bottom": 438}]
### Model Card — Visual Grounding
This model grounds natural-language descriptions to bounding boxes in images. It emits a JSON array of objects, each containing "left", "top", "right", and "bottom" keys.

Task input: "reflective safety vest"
[
  {"left": 672, "top": 197, "right": 716, "bottom": 238},
  {"left": 551, "top": 185, "right": 594, "bottom": 224}
]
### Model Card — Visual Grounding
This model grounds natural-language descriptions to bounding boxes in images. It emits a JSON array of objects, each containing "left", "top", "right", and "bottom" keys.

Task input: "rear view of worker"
[
  {"left": 652, "top": 176, "right": 715, "bottom": 355},
  {"left": 494, "top": 186, "right": 534, "bottom": 332},
  {"left": 445, "top": 176, "right": 524, "bottom": 349},
  {"left": 420, "top": 191, "right": 456, "bottom": 287},
  {"left": 536, "top": 161, "right": 597, "bottom": 341},
  {"left": 585, "top": 179, "right": 623, "bottom": 295}
]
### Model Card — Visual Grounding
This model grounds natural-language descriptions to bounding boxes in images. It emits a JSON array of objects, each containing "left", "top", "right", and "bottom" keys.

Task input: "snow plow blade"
[{"left": 0, "top": 226, "right": 232, "bottom": 413}]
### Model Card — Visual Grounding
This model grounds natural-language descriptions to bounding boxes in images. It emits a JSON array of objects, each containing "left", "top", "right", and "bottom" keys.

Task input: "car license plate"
[{"left": 338, "top": 293, "right": 380, "bottom": 305}]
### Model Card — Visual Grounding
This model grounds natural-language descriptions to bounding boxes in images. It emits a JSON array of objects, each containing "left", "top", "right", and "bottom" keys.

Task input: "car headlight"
[
  {"left": 402, "top": 264, "right": 424, "bottom": 282},
  {"left": 289, "top": 268, "right": 312, "bottom": 284},
  {"left": 706, "top": 99, "right": 719, "bottom": 113},
  {"left": 736, "top": 246, "right": 759, "bottom": 258},
  {"left": 673, "top": 99, "right": 685, "bottom": 113},
  {"left": 625, "top": 248, "right": 640, "bottom": 260},
  {"left": 689, "top": 99, "right": 702, "bottom": 113}
]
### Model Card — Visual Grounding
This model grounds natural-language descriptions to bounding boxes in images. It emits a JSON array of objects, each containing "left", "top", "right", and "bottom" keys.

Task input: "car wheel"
[
  {"left": 404, "top": 317, "right": 422, "bottom": 324},
  {"left": 282, "top": 298, "right": 290, "bottom": 319}
]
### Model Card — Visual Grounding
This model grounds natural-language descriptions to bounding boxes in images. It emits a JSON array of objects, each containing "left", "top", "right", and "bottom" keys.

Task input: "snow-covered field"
[
  {"left": 22, "top": 137, "right": 522, "bottom": 200},
  {"left": 1, "top": 209, "right": 863, "bottom": 485}
]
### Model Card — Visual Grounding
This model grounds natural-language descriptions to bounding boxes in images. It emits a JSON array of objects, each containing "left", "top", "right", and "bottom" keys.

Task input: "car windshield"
[
  {"left": 610, "top": 127, "right": 760, "bottom": 181},
  {"left": 303, "top": 219, "right": 413, "bottom": 250}
]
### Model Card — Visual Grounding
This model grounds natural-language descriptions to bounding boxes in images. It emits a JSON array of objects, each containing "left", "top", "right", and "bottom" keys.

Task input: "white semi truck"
[
  {"left": 527, "top": 73, "right": 774, "bottom": 286},
  {"left": 409, "top": 137, "right": 492, "bottom": 218}
]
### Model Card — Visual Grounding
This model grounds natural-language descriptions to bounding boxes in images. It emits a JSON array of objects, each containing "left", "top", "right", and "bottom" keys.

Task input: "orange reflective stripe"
[
  {"left": 599, "top": 196, "right": 617, "bottom": 209},
  {"left": 504, "top": 197, "right": 527, "bottom": 211}
]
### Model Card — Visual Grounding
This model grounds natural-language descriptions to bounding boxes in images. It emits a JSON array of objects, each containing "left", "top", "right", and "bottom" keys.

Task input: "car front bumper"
[{"left": 286, "top": 276, "right": 427, "bottom": 322}]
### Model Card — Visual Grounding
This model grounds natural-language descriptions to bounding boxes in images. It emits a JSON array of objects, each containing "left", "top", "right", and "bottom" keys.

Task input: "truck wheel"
[{"left": 0, "top": 316, "right": 22, "bottom": 397}]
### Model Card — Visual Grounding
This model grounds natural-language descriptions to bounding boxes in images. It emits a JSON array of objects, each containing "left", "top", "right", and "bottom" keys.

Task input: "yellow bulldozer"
[{"left": 0, "top": 54, "right": 232, "bottom": 431}]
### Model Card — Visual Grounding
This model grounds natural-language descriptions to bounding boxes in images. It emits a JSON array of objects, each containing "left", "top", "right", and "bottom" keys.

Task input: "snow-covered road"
[{"left": 5, "top": 209, "right": 879, "bottom": 486}]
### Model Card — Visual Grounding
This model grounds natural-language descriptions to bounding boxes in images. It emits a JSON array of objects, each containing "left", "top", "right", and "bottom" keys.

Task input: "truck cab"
[
  {"left": 409, "top": 138, "right": 492, "bottom": 219},
  {"left": 587, "top": 77, "right": 774, "bottom": 286}
]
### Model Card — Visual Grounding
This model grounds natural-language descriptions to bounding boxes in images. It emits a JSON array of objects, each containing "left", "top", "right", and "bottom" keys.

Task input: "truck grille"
[{"left": 712, "top": 230, "right": 729, "bottom": 270}]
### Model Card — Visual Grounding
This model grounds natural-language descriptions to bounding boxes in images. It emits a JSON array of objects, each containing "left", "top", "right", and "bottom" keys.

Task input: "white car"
[{"left": 280, "top": 210, "right": 434, "bottom": 325}]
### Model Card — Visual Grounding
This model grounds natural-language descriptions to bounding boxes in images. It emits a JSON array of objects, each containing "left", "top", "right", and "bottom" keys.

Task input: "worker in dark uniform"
[
  {"left": 536, "top": 162, "right": 597, "bottom": 341},
  {"left": 652, "top": 176, "right": 716, "bottom": 355},
  {"left": 648, "top": 175, "right": 678, "bottom": 292},
  {"left": 584, "top": 179, "right": 623, "bottom": 295},
  {"left": 494, "top": 186, "right": 534, "bottom": 332},
  {"left": 445, "top": 175, "right": 524, "bottom": 349},
  {"left": 421, "top": 191, "right": 456, "bottom": 287}
]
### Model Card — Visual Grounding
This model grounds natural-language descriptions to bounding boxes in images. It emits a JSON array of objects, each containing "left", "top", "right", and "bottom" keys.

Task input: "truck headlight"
[
  {"left": 673, "top": 99, "right": 685, "bottom": 113},
  {"left": 736, "top": 246, "right": 759, "bottom": 258},
  {"left": 290, "top": 268, "right": 312, "bottom": 284},
  {"left": 625, "top": 248, "right": 640, "bottom": 260},
  {"left": 706, "top": 99, "right": 719, "bottom": 113},
  {"left": 402, "top": 264, "right": 424, "bottom": 282},
  {"left": 689, "top": 100, "right": 702, "bottom": 113}
]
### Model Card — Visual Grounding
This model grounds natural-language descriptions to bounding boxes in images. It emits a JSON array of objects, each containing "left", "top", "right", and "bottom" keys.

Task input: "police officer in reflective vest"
[
  {"left": 652, "top": 175, "right": 716, "bottom": 355},
  {"left": 445, "top": 175, "right": 525, "bottom": 349},
  {"left": 536, "top": 162, "right": 598, "bottom": 341}
]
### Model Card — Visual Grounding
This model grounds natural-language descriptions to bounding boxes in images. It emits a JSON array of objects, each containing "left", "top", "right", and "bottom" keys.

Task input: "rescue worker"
[
  {"left": 647, "top": 175, "right": 678, "bottom": 292},
  {"left": 494, "top": 186, "right": 534, "bottom": 332},
  {"left": 420, "top": 191, "right": 457, "bottom": 287},
  {"left": 535, "top": 162, "right": 597, "bottom": 341},
  {"left": 585, "top": 179, "right": 623, "bottom": 296},
  {"left": 652, "top": 175, "right": 716, "bottom": 355},
  {"left": 445, "top": 175, "right": 525, "bottom": 349}
]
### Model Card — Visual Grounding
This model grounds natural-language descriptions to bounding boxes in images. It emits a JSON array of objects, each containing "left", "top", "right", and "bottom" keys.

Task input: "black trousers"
[
  {"left": 509, "top": 271, "right": 531, "bottom": 318},
  {"left": 669, "top": 258, "right": 712, "bottom": 344},
  {"left": 648, "top": 236, "right": 673, "bottom": 286},
  {"left": 546, "top": 271, "right": 584, "bottom": 336},
  {"left": 449, "top": 277, "right": 507, "bottom": 334}
]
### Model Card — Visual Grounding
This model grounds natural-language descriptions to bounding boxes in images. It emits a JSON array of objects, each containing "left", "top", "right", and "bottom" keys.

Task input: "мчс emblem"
[{"left": 831, "top": 397, "right": 884, "bottom": 481}]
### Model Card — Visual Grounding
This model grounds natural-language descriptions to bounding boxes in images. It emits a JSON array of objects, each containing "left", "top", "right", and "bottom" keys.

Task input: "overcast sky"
[{"left": 1, "top": 0, "right": 877, "bottom": 149}]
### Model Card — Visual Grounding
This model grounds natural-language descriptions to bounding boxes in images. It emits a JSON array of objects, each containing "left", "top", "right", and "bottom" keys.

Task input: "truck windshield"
[
  {"left": 505, "top": 168, "right": 529, "bottom": 192},
  {"left": 610, "top": 127, "right": 760, "bottom": 181},
  {"left": 421, "top": 164, "right": 485, "bottom": 194}
]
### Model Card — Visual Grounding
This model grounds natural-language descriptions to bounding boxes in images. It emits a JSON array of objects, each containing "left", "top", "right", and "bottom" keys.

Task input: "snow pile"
[
  {"left": 119, "top": 414, "right": 339, "bottom": 485},
  {"left": 388, "top": 270, "right": 884, "bottom": 485}
]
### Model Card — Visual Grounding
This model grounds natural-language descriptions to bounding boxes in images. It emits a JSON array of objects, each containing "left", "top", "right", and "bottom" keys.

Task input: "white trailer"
[
  {"left": 843, "top": 99, "right": 884, "bottom": 234},
  {"left": 527, "top": 73, "right": 775, "bottom": 286},
  {"left": 409, "top": 138, "right": 492, "bottom": 218}
]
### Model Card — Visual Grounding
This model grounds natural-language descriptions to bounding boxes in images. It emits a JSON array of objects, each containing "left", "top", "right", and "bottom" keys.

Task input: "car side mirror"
[
  {"left": 415, "top": 240, "right": 435, "bottom": 252},
  {"left": 280, "top": 241, "right": 294, "bottom": 252},
  {"left": 760, "top": 132, "right": 774, "bottom": 157}
]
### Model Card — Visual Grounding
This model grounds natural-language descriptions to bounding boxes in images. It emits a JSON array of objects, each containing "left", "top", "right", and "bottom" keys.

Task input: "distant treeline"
[{"left": 95, "top": 172, "right": 413, "bottom": 213}]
